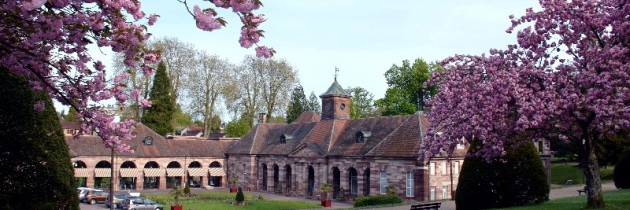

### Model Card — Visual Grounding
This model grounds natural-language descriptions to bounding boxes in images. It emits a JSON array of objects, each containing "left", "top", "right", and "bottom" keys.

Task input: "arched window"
[
  {"left": 209, "top": 161, "right": 222, "bottom": 168},
  {"left": 167, "top": 161, "right": 181, "bottom": 168},
  {"left": 349, "top": 167, "right": 358, "bottom": 194},
  {"left": 188, "top": 161, "right": 202, "bottom": 168},
  {"left": 120, "top": 161, "right": 136, "bottom": 168},
  {"left": 95, "top": 161, "right": 111, "bottom": 168},
  {"left": 73, "top": 160, "right": 87, "bottom": 168},
  {"left": 144, "top": 161, "right": 160, "bottom": 168}
]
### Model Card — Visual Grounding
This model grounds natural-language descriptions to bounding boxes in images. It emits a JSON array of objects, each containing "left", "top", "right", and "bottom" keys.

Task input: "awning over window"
[
  {"left": 166, "top": 168, "right": 185, "bottom": 176},
  {"left": 94, "top": 168, "right": 111, "bottom": 177},
  {"left": 208, "top": 167, "right": 226, "bottom": 176},
  {"left": 188, "top": 168, "right": 207, "bottom": 177},
  {"left": 120, "top": 168, "right": 138, "bottom": 177},
  {"left": 74, "top": 168, "right": 89, "bottom": 177},
  {"left": 143, "top": 168, "right": 163, "bottom": 177}
]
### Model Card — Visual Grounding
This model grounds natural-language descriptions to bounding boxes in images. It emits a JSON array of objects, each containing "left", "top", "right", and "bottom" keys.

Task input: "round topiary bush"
[
  {"left": 456, "top": 139, "right": 549, "bottom": 210},
  {"left": 614, "top": 151, "right": 630, "bottom": 189}
]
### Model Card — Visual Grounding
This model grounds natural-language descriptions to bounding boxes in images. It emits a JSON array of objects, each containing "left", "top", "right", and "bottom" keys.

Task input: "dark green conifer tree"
[
  {"left": 286, "top": 85, "right": 306, "bottom": 123},
  {"left": 142, "top": 61, "right": 176, "bottom": 135},
  {"left": 0, "top": 67, "right": 79, "bottom": 210}
]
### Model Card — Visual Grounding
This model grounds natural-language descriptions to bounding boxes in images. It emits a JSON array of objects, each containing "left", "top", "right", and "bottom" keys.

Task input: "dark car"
[{"left": 85, "top": 190, "right": 109, "bottom": 205}]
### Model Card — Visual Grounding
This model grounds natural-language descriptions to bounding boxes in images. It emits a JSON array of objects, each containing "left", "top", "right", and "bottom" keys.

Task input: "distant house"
[
  {"left": 224, "top": 78, "right": 468, "bottom": 201},
  {"left": 179, "top": 125, "right": 204, "bottom": 137}
]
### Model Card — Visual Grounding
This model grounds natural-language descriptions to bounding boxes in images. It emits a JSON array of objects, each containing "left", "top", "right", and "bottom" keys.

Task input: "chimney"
[{"left": 258, "top": 113, "right": 267, "bottom": 124}]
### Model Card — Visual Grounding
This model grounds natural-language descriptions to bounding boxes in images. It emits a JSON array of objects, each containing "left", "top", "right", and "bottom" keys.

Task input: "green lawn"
[
  {"left": 492, "top": 189, "right": 630, "bottom": 210},
  {"left": 551, "top": 163, "right": 614, "bottom": 185},
  {"left": 144, "top": 192, "right": 322, "bottom": 210}
]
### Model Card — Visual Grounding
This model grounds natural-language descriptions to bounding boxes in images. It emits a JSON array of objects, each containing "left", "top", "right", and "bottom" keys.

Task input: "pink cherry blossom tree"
[
  {"left": 424, "top": 0, "right": 630, "bottom": 208},
  {"left": 0, "top": 0, "right": 274, "bottom": 153}
]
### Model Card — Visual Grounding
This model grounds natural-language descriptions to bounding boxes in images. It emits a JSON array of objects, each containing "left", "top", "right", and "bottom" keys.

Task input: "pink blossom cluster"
[
  {"left": 423, "top": 0, "right": 630, "bottom": 169},
  {"left": 193, "top": 5, "right": 222, "bottom": 31},
  {"left": 1, "top": 0, "right": 273, "bottom": 152}
]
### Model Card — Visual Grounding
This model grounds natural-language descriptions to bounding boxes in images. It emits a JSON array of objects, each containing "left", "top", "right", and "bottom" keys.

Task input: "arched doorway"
[
  {"left": 187, "top": 161, "right": 203, "bottom": 188},
  {"left": 332, "top": 167, "right": 341, "bottom": 198},
  {"left": 285, "top": 164, "right": 292, "bottom": 191},
  {"left": 209, "top": 161, "right": 223, "bottom": 187},
  {"left": 307, "top": 165, "right": 315, "bottom": 196},
  {"left": 119, "top": 161, "right": 137, "bottom": 190},
  {"left": 143, "top": 161, "right": 160, "bottom": 189},
  {"left": 166, "top": 161, "right": 183, "bottom": 188},
  {"left": 262, "top": 164, "right": 268, "bottom": 191},
  {"left": 94, "top": 161, "right": 111, "bottom": 189},
  {"left": 273, "top": 164, "right": 280, "bottom": 192},
  {"left": 349, "top": 167, "right": 358, "bottom": 195},
  {"left": 363, "top": 168, "right": 370, "bottom": 195},
  {"left": 73, "top": 160, "right": 88, "bottom": 187}
]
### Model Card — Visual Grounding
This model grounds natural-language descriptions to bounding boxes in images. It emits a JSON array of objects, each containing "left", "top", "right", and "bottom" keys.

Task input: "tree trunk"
[{"left": 581, "top": 135, "right": 605, "bottom": 209}]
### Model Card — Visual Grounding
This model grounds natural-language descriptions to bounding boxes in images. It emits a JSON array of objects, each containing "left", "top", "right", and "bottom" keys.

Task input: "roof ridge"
[
  {"left": 326, "top": 119, "right": 336, "bottom": 153},
  {"left": 249, "top": 124, "right": 261, "bottom": 154},
  {"left": 293, "top": 120, "right": 319, "bottom": 153},
  {"left": 365, "top": 115, "right": 415, "bottom": 156}
]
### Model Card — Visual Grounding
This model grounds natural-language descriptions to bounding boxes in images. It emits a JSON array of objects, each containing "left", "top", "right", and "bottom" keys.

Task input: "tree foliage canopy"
[
  {"left": 348, "top": 86, "right": 377, "bottom": 119},
  {"left": 376, "top": 58, "right": 438, "bottom": 116},
  {"left": 427, "top": 1, "right": 630, "bottom": 208}
]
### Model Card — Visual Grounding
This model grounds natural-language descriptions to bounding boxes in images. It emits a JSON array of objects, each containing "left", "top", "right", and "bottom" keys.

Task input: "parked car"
[
  {"left": 122, "top": 197, "right": 163, "bottom": 210},
  {"left": 106, "top": 192, "right": 141, "bottom": 209},
  {"left": 77, "top": 187, "right": 92, "bottom": 202},
  {"left": 84, "top": 189, "right": 109, "bottom": 205}
]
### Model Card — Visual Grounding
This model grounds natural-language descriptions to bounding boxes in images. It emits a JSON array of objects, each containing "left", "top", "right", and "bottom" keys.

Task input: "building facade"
[
  {"left": 66, "top": 122, "right": 235, "bottom": 191},
  {"left": 224, "top": 78, "right": 468, "bottom": 201}
]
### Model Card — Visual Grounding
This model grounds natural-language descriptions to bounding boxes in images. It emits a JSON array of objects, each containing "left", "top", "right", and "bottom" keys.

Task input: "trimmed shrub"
[
  {"left": 235, "top": 187, "right": 245, "bottom": 204},
  {"left": 456, "top": 139, "right": 549, "bottom": 210},
  {"left": 183, "top": 184, "right": 191, "bottom": 196},
  {"left": 0, "top": 67, "right": 79, "bottom": 210},
  {"left": 353, "top": 194, "right": 403, "bottom": 207},
  {"left": 614, "top": 151, "right": 630, "bottom": 189}
]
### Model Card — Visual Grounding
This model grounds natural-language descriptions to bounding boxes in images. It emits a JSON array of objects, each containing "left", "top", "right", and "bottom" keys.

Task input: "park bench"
[
  {"left": 577, "top": 186, "right": 587, "bottom": 196},
  {"left": 410, "top": 202, "right": 441, "bottom": 210}
]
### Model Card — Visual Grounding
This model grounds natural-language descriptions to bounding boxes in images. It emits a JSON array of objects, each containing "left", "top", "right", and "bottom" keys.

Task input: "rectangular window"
[
  {"left": 429, "top": 162, "right": 436, "bottom": 175},
  {"left": 442, "top": 185, "right": 448, "bottom": 199},
  {"left": 538, "top": 140, "right": 544, "bottom": 153},
  {"left": 456, "top": 143, "right": 464, "bottom": 149},
  {"left": 442, "top": 162, "right": 447, "bottom": 174},
  {"left": 454, "top": 161, "right": 460, "bottom": 174},
  {"left": 380, "top": 171, "right": 387, "bottom": 194},
  {"left": 406, "top": 172, "right": 414, "bottom": 197},
  {"left": 430, "top": 186, "right": 436, "bottom": 201}
]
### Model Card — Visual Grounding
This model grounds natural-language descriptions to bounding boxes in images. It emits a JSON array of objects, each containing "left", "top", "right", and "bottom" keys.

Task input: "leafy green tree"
[
  {"left": 65, "top": 106, "right": 80, "bottom": 122},
  {"left": 347, "top": 86, "right": 377, "bottom": 119},
  {"left": 142, "top": 61, "right": 176, "bottom": 135},
  {"left": 173, "top": 104, "right": 193, "bottom": 131},
  {"left": 456, "top": 139, "right": 548, "bottom": 210},
  {"left": 614, "top": 150, "right": 630, "bottom": 189},
  {"left": 376, "top": 58, "right": 439, "bottom": 116},
  {"left": 0, "top": 68, "right": 79, "bottom": 210},
  {"left": 305, "top": 91, "right": 321, "bottom": 114},
  {"left": 225, "top": 118, "right": 252, "bottom": 137},
  {"left": 286, "top": 85, "right": 307, "bottom": 123}
]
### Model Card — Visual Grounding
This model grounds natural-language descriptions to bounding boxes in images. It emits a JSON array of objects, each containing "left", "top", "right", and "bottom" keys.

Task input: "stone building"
[
  {"left": 66, "top": 122, "right": 236, "bottom": 191},
  {"left": 224, "top": 78, "right": 468, "bottom": 201}
]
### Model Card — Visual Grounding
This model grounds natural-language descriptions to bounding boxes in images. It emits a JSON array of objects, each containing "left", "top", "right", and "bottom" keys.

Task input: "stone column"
[{"left": 137, "top": 173, "right": 144, "bottom": 190}]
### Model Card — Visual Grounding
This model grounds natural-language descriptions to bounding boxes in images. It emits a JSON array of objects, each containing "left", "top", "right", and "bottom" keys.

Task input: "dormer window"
[
  {"left": 143, "top": 136, "right": 153, "bottom": 145},
  {"left": 355, "top": 131, "right": 371, "bottom": 143},
  {"left": 280, "top": 134, "right": 292, "bottom": 144}
]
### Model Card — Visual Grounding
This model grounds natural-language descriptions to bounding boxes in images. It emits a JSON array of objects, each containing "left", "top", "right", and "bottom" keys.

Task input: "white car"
[{"left": 77, "top": 187, "right": 92, "bottom": 202}]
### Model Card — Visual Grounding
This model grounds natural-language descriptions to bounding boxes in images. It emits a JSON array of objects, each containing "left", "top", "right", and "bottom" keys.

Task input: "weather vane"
[{"left": 334, "top": 66, "right": 339, "bottom": 81}]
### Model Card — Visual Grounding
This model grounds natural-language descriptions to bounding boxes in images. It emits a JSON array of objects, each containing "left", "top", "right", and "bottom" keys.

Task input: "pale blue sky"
[{"left": 80, "top": 1, "right": 540, "bottom": 115}]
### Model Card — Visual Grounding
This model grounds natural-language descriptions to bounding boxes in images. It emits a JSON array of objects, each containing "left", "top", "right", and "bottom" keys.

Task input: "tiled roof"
[
  {"left": 320, "top": 79, "right": 350, "bottom": 97},
  {"left": 61, "top": 120, "right": 81, "bottom": 129},
  {"left": 228, "top": 111, "right": 430, "bottom": 158},
  {"left": 292, "top": 111, "right": 321, "bottom": 124},
  {"left": 65, "top": 123, "right": 235, "bottom": 158}
]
